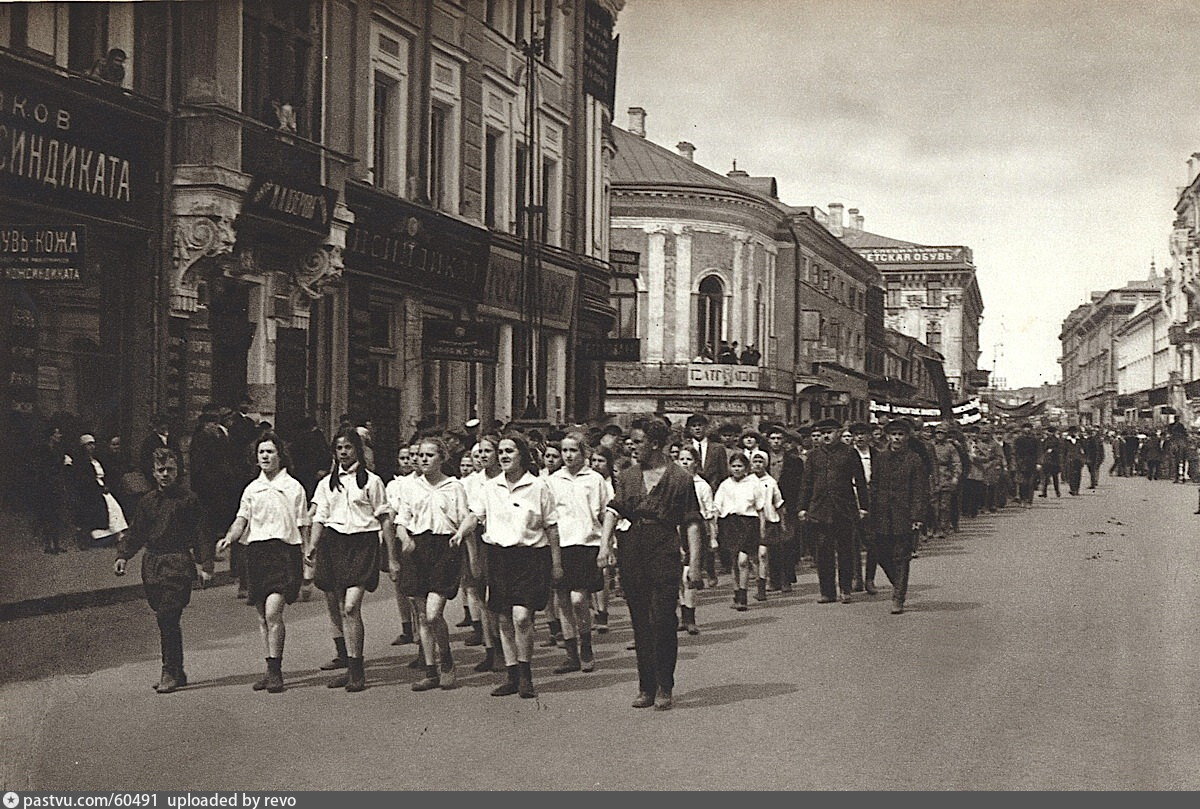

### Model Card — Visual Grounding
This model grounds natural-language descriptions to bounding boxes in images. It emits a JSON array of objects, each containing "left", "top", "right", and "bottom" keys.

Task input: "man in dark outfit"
[
  {"left": 797, "top": 418, "right": 869, "bottom": 604},
  {"left": 765, "top": 424, "right": 803, "bottom": 592},
  {"left": 687, "top": 413, "right": 729, "bottom": 586},
  {"left": 1012, "top": 422, "right": 1041, "bottom": 506},
  {"left": 1039, "top": 426, "right": 1063, "bottom": 497},
  {"left": 1062, "top": 426, "right": 1087, "bottom": 495},
  {"left": 1082, "top": 427, "right": 1105, "bottom": 489},
  {"left": 138, "top": 414, "right": 180, "bottom": 482},
  {"left": 868, "top": 418, "right": 930, "bottom": 614}
]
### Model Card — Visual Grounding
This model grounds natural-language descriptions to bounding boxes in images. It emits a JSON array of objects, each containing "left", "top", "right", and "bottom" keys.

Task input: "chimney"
[
  {"left": 853, "top": 211, "right": 865, "bottom": 231},
  {"left": 627, "top": 106, "right": 646, "bottom": 138},
  {"left": 847, "top": 208, "right": 860, "bottom": 231},
  {"left": 675, "top": 141, "right": 695, "bottom": 161},
  {"left": 828, "top": 202, "right": 844, "bottom": 237},
  {"left": 726, "top": 159, "right": 748, "bottom": 178}
]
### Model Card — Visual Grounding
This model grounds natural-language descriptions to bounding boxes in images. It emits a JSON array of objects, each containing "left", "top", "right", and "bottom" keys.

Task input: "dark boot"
[
  {"left": 392, "top": 622, "right": 414, "bottom": 645},
  {"left": 579, "top": 633, "right": 596, "bottom": 672},
  {"left": 517, "top": 661, "right": 536, "bottom": 699},
  {"left": 491, "top": 664, "right": 520, "bottom": 696},
  {"left": 345, "top": 656, "right": 366, "bottom": 693},
  {"left": 594, "top": 610, "right": 609, "bottom": 634},
  {"left": 553, "top": 638, "right": 581, "bottom": 674},
  {"left": 755, "top": 578, "right": 768, "bottom": 602},
  {"left": 154, "top": 667, "right": 181, "bottom": 694},
  {"left": 465, "top": 620, "right": 484, "bottom": 647},
  {"left": 412, "top": 663, "right": 440, "bottom": 692},
  {"left": 541, "top": 620, "right": 562, "bottom": 647},
  {"left": 456, "top": 608, "right": 473, "bottom": 628},
  {"left": 682, "top": 605, "right": 699, "bottom": 635},
  {"left": 321, "top": 637, "right": 349, "bottom": 670},
  {"left": 264, "top": 657, "right": 284, "bottom": 693},
  {"left": 474, "top": 647, "right": 496, "bottom": 673}
]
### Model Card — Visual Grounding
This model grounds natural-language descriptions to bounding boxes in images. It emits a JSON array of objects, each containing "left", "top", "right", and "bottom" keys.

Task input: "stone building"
[
  {"left": 1165, "top": 153, "right": 1200, "bottom": 424},
  {"left": 1114, "top": 293, "right": 1173, "bottom": 424}
]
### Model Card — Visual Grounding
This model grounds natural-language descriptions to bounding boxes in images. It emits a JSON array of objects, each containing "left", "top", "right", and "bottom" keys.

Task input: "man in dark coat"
[
  {"left": 1062, "top": 426, "right": 1087, "bottom": 495},
  {"left": 765, "top": 424, "right": 804, "bottom": 592},
  {"left": 869, "top": 418, "right": 930, "bottom": 614},
  {"left": 848, "top": 422, "right": 878, "bottom": 593},
  {"left": 797, "top": 418, "right": 869, "bottom": 604},
  {"left": 1082, "top": 427, "right": 1105, "bottom": 489},
  {"left": 686, "top": 413, "right": 729, "bottom": 490},
  {"left": 1039, "top": 426, "right": 1063, "bottom": 497},
  {"left": 1012, "top": 422, "right": 1041, "bottom": 506}
]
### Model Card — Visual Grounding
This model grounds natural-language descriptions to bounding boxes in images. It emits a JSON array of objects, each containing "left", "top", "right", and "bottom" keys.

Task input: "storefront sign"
[
  {"left": 580, "top": 337, "right": 640, "bottom": 362},
  {"left": 660, "top": 397, "right": 779, "bottom": 416},
  {"left": 686, "top": 363, "right": 760, "bottom": 389},
  {"left": 423, "top": 319, "right": 499, "bottom": 364},
  {"left": 583, "top": 2, "right": 619, "bottom": 108},
  {"left": 0, "top": 225, "right": 86, "bottom": 281},
  {"left": 244, "top": 174, "right": 336, "bottom": 235},
  {"left": 0, "top": 53, "right": 164, "bottom": 226},
  {"left": 482, "top": 251, "right": 577, "bottom": 330},
  {"left": 345, "top": 182, "right": 489, "bottom": 300},
  {"left": 856, "top": 246, "right": 971, "bottom": 265}
]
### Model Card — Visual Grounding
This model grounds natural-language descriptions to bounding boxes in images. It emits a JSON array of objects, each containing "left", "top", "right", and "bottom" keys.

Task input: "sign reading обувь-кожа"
[{"left": 0, "top": 224, "right": 86, "bottom": 281}]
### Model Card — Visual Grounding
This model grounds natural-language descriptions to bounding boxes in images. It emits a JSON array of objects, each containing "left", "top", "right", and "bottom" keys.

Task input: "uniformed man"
[
  {"left": 797, "top": 419, "right": 869, "bottom": 604},
  {"left": 868, "top": 418, "right": 930, "bottom": 614}
]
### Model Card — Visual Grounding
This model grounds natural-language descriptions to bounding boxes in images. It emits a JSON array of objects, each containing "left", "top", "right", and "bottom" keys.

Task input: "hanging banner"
[{"left": 870, "top": 397, "right": 981, "bottom": 424}]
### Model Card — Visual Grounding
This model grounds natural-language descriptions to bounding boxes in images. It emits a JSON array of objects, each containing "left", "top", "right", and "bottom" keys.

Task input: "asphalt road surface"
[{"left": 3, "top": 475, "right": 1199, "bottom": 790}]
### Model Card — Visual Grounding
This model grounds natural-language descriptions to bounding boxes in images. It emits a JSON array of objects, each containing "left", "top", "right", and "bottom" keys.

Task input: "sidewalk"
[{"left": 0, "top": 511, "right": 232, "bottom": 621}]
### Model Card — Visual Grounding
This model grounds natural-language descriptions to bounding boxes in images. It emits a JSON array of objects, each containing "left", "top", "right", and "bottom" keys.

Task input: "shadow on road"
[
  {"left": 674, "top": 681, "right": 798, "bottom": 709},
  {"left": 905, "top": 600, "right": 983, "bottom": 613}
]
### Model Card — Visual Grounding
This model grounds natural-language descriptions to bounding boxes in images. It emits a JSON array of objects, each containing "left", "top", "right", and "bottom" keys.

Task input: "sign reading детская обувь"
[{"left": 0, "top": 225, "right": 86, "bottom": 281}]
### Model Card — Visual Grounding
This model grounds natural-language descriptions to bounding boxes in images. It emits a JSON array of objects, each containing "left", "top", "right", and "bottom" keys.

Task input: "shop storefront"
[
  {"left": 0, "top": 52, "right": 165, "bottom": 504},
  {"left": 607, "top": 362, "right": 792, "bottom": 428},
  {"left": 337, "top": 182, "right": 489, "bottom": 476}
]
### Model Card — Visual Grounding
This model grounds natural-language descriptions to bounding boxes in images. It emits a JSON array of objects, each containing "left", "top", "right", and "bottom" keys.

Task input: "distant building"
[
  {"left": 1114, "top": 288, "right": 1174, "bottom": 423},
  {"left": 1059, "top": 271, "right": 1164, "bottom": 425},
  {"left": 833, "top": 212, "right": 985, "bottom": 398},
  {"left": 1165, "top": 153, "right": 1200, "bottom": 424}
]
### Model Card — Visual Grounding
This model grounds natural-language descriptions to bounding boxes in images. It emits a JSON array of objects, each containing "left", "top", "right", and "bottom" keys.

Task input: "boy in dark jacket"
[{"left": 114, "top": 447, "right": 204, "bottom": 694}]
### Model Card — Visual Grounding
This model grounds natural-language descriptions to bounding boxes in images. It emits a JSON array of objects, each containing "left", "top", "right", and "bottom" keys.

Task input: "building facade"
[
  {"left": 0, "top": 4, "right": 169, "bottom": 503},
  {"left": 1166, "top": 153, "right": 1200, "bottom": 424},
  {"left": 1114, "top": 296, "right": 1174, "bottom": 424},
  {"left": 1058, "top": 273, "right": 1163, "bottom": 425},
  {"left": 835, "top": 212, "right": 985, "bottom": 399}
]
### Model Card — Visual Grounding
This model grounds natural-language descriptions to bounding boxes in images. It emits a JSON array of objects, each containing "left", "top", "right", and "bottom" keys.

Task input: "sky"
[{"left": 613, "top": 0, "right": 1200, "bottom": 389}]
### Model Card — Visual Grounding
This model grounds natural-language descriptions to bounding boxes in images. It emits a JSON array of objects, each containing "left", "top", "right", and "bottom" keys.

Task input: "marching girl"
[
  {"left": 113, "top": 447, "right": 202, "bottom": 694},
  {"left": 217, "top": 433, "right": 310, "bottom": 693},
  {"left": 713, "top": 452, "right": 767, "bottom": 611},
  {"left": 675, "top": 445, "right": 715, "bottom": 634},
  {"left": 589, "top": 446, "right": 618, "bottom": 633},
  {"left": 453, "top": 433, "right": 562, "bottom": 699},
  {"left": 395, "top": 437, "right": 470, "bottom": 691},
  {"left": 460, "top": 437, "right": 503, "bottom": 672},
  {"left": 546, "top": 431, "right": 612, "bottom": 673},
  {"left": 385, "top": 445, "right": 419, "bottom": 648},
  {"left": 539, "top": 442, "right": 566, "bottom": 648},
  {"left": 310, "top": 427, "right": 396, "bottom": 693},
  {"left": 749, "top": 450, "right": 785, "bottom": 603}
]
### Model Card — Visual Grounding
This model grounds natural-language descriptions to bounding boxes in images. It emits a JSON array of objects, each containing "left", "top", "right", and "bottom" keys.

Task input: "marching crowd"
[{"left": 25, "top": 402, "right": 1184, "bottom": 711}]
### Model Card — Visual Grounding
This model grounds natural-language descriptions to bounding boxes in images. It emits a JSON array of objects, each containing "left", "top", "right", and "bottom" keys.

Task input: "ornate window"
[
  {"left": 242, "top": 0, "right": 321, "bottom": 139},
  {"left": 697, "top": 275, "right": 725, "bottom": 360}
]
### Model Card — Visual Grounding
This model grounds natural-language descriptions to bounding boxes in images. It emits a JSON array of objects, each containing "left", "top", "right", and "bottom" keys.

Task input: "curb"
[{"left": 0, "top": 571, "right": 236, "bottom": 622}]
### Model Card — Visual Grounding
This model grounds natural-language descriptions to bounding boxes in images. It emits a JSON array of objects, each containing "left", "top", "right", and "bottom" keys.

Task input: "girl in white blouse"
[
  {"left": 676, "top": 445, "right": 715, "bottom": 634},
  {"left": 217, "top": 433, "right": 310, "bottom": 693},
  {"left": 309, "top": 427, "right": 396, "bottom": 693},
  {"left": 384, "top": 446, "right": 419, "bottom": 653},
  {"left": 460, "top": 437, "right": 503, "bottom": 673},
  {"left": 713, "top": 452, "right": 767, "bottom": 612},
  {"left": 750, "top": 450, "right": 785, "bottom": 604}
]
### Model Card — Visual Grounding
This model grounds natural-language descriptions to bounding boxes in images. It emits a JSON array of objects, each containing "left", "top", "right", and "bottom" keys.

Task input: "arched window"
[{"left": 696, "top": 275, "right": 724, "bottom": 361}]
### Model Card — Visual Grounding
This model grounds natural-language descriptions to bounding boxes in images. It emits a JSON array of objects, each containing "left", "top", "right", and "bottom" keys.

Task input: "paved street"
[{"left": 2, "top": 475, "right": 1199, "bottom": 790}]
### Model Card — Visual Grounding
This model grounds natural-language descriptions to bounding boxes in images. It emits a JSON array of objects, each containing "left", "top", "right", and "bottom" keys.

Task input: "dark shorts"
[
  {"left": 403, "top": 533, "right": 462, "bottom": 599},
  {"left": 555, "top": 545, "right": 603, "bottom": 593},
  {"left": 718, "top": 515, "right": 761, "bottom": 556},
  {"left": 245, "top": 539, "right": 303, "bottom": 607},
  {"left": 760, "top": 520, "right": 784, "bottom": 547},
  {"left": 459, "top": 526, "right": 488, "bottom": 589},
  {"left": 485, "top": 544, "right": 551, "bottom": 613},
  {"left": 141, "top": 551, "right": 196, "bottom": 613},
  {"left": 314, "top": 529, "right": 381, "bottom": 593}
]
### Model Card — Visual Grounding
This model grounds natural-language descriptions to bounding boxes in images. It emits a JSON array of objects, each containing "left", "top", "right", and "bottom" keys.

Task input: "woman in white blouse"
[
  {"left": 309, "top": 427, "right": 396, "bottom": 693},
  {"left": 394, "top": 437, "right": 469, "bottom": 692},
  {"left": 459, "top": 438, "right": 502, "bottom": 673},
  {"left": 453, "top": 433, "right": 562, "bottom": 699},
  {"left": 676, "top": 445, "right": 715, "bottom": 634},
  {"left": 217, "top": 433, "right": 310, "bottom": 693}
]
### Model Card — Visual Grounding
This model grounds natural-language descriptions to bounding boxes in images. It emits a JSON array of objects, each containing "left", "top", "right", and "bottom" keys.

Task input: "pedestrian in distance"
[
  {"left": 1012, "top": 423, "right": 1040, "bottom": 507},
  {"left": 749, "top": 449, "right": 785, "bottom": 602},
  {"left": 453, "top": 433, "right": 563, "bottom": 699},
  {"left": 713, "top": 451, "right": 766, "bottom": 610},
  {"left": 1062, "top": 426, "right": 1086, "bottom": 496},
  {"left": 598, "top": 417, "right": 704, "bottom": 711},
  {"left": 394, "top": 437, "right": 470, "bottom": 692},
  {"left": 113, "top": 447, "right": 203, "bottom": 694},
  {"left": 309, "top": 427, "right": 397, "bottom": 693},
  {"left": 216, "top": 433, "right": 310, "bottom": 693},
  {"left": 1039, "top": 426, "right": 1063, "bottom": 498}
]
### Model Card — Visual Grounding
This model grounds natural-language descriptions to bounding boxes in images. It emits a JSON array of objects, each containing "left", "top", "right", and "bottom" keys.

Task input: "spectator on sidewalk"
[
  {"left": 73, "top": 433, "right": 128, "bottom": 548},
  {"left": 33, "top": 424, "right": 70, "bottom": 554},
  {"left": 139, "top": 414, "right": 180, "bottom": 483}
]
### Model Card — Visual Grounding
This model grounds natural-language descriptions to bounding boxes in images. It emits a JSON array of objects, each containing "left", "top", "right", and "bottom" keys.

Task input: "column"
[
  {"left": 644, "top": 225, "right": 669, "bottom": 363},
  {"left": 731, "top": 234, "right": 749, "bottom": 346},
  {"left": 400, "top": 297, "right": 423, "bottom": 436},
  {"left": 496, "top": 323, "right": 514, "bottom": 425},
  {"left": 673, "top": 225, "right": 693, "bottom": 362},
  {"left": 548, "top": 333, "right": 568, "bottom": 424},
  {"left": 245, "top": 275, "right": 276, "bottom": 421}
]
